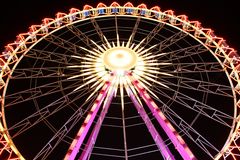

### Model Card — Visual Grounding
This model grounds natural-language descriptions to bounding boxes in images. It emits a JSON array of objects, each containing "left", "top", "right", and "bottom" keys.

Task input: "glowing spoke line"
[{"left": 115, "top": 15, "right": 120, "bottom": 47}]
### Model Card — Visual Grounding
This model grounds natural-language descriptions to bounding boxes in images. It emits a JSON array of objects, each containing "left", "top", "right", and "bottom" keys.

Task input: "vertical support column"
[
  {"left": 79, "top": 86, "right": 115, "bottom": 160},
  {"left": 127, "top": 87, "right": 175, "bottom": 160},
  {"left": 128, "top": 73, "right": 196, "bottom": 160},
  {"left": 64, "top": 80, "right": 112, "bottom": 160}
]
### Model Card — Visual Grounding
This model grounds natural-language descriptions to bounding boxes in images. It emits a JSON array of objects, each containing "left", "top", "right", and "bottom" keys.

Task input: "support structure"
[
  {"left": 0, "top": 2, "right": 239, "bottom": 160},
  {"left": 64, "top": 71, "right": 197, "bottom": 160},
  {"left": 127, "top": 87, "right": 175, "bottom": 160},
  {"left": 64, "top": 80, "right": 112, "bottom": 160},
  {"left": 79, "top": 86, "right": 115, "bottom": 160},
  {"left": 128, "top": 73, "right": 196, "bottom": 160}
]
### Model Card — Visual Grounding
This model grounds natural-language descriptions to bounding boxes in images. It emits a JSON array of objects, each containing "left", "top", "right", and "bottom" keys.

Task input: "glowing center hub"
[{"left": 103, "top": 47, "right": 138, "bottom": 72}]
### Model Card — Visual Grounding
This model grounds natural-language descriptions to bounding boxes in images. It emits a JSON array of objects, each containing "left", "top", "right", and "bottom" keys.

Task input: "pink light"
[
  {"left": 79, "top": 87, "right": 115, "bottom": 160},
  {"left": 64, "top": 81, "right": 112, "bottom": 160},
  {"left": 128, "top": 87, "right": 175, "bottom": 160},
  {"left": 129, "top": 74, "right": 196, "bottom": 160}
]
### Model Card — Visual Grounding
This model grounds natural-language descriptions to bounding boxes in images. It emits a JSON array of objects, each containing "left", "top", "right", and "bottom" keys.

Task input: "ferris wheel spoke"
[
  {"left": 122, "top": 102, "right": 128, "bottom": 160},
  {"left": 26, "top": 49, "right": 75, "bottom": 66},
  {"left": 5, "top": 80, "right": 82, "bottom": 107},
  {"left": 159, "top": 77, "right": 233, "bottom": 98},
  {"left": 157, "top": 43, "right": 202, "bottom": 57},
  {"left": 159, "top": 61, "right": 222, "bottom": 72},
  {"left": 90, "top": 17, "right": 109, "bottom": 47},
  {"left": 152, "top": 85, "right": 234, "bottom": 128},
  {"left": 140, "top": 22, "right": 165, "bottom": 48},
  {"left": 127, "top": 16, "right": 141, "bottom": 46},
  {"left": 152, "top": 31, "right": 188, "bottom": 52},
  {"left": 8, "top": 85, "right": 93, "bottom": 138},
  {"left": 163, "top": 75, "right": 233, "bottom": 97},
  {"left": 114, "top": 15, "right": 120, "bottom": 47},
  {"left": 161, "top": 73, "right": 232, "bottom": 91},
  {"left": 6, "top": 77, "right": 81, "bottom": 99},
  {"left": 33, "top": 97, "right": 93, "bottom": 160},
  {"left": 155, "top": 44, "right": 208, "bottom": 63},
  {"left": 30, "top": 48, "right": 81, "bottom": 59},
  {"left": 13, "top": 66, "right": 75, "bottom": 71},
  {"left": 156, "top": 98, "right": 219, "bottom": 158},
  {"left": 44, "top": 34, "right": 81, "bottom": 55},
  {"left": 11, "top": 69, "right": 76, "bottom": 80},
  {"left": 165, "top": 67, "right": 223, "bottom": 74},
  {"left": 11, "top": 65, "right": 80, "bottom": 79},
  {"left": 41, "top": 117, "right": 76, "bottom": 145},
  {"left": 66, "top": 25, "right": 94, "bottom": 49},
  {"left": 25, "top": 54, "right": 72, "bottom": 67},
  {"left": 166, "top": 108, "right": 219, "bottom": 158},
  {"left": 141, "top": 62, "right": 223, "bottom": 76}
]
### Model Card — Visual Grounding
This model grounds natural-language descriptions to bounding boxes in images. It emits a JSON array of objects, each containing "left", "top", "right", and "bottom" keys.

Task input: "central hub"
[{"left": 103, "top": 47, "right": 138, "bottom": 73}]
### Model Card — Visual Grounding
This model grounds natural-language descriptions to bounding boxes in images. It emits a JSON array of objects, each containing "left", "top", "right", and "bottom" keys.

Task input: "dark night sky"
[{"left": 0, "top": 0, "right": 239, "bottom": 52}]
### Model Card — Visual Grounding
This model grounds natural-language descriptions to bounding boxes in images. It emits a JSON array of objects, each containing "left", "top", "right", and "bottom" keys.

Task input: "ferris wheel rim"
[{"left": 0, "top": 2, "right": 239, "bottom": 160}]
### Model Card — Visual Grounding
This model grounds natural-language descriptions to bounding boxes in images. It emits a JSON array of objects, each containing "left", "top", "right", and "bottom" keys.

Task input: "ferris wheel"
[{"left": 0, "top": 2, "right": 240, "bottom": 160}]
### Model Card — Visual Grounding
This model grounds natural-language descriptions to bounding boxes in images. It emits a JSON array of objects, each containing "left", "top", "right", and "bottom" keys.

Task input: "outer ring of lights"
[{"left": 0, "top": 2, "right": 239, "bottom": 159}]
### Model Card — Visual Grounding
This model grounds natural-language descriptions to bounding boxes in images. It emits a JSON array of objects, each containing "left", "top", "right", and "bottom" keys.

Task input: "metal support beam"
[
  {"left": 127, "top": 87, "right": 175, "bottom": 160},
  {"left": 79, "top": 86, "right": 115, "bottom": 160},
  {"left": 64, "top": 80, "right": 112, "bottom": 160},
  {"left": 128, "top": 73, "right": 196, "bottom": 160}
]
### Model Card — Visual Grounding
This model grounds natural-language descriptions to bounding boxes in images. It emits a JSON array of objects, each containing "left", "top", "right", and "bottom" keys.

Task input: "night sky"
[
  {"left": 0, "top": 0, "right": 239, "bottom": 160},
  {"left": 0, "top": 0, "right": 239, "bottom": 51}
]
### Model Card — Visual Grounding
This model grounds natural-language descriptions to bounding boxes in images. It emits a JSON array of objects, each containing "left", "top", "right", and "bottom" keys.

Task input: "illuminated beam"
[
  {"left": 79, "top": 85, "right": 115, "bottom": 160},
  {"left": 64, "top": 79, "right": 112, "bottom": 160},
  {"left": 128, "top": 72, "right": 196, "bottom": 160},
  {"left": 126, "top": 87, "right": 175, "bottom": 160}
]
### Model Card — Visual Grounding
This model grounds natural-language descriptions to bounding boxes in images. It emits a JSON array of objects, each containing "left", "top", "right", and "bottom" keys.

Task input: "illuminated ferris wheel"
[{"left": 0, "top": 2, "right": 240, "bottom": 160}]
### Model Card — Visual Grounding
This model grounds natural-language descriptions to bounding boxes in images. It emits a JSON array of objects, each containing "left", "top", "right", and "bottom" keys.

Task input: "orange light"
[
  {"left": 137, "top": 3, "right": 147, "bottom": 9},
  {"left": 110, "top": 2, "right": 120, "bottom": 7},
  {"left": 150, "top": 6, "right": 161, "bottom": 12},
  {"left": 69, "top": 8, "right": 80, "bottom": 14},
  {"left": 97, "top": 3, "right": 107, "bottom": 8},
  {"left": 123, "top": 2, "right": 134, "bottom": 8},
  {"left": 83, "top": 5, "right": 93, "bottom": 10},
  {"left": 56, "top": 12, "right": 67, "bottom": 19}
]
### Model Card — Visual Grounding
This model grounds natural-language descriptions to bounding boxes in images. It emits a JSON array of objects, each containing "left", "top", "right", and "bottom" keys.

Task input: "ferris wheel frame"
[{"left": 0, "top": 2, "right": 239, "bottom": 160}]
